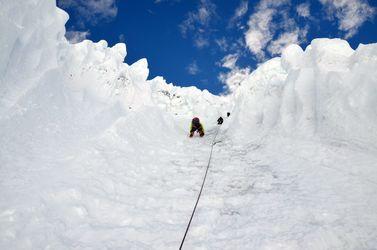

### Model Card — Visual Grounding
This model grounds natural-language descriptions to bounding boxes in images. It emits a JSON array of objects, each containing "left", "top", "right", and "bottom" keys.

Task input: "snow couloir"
[{"left": 1, "top": 0, "right": 377, "bottom": 249}]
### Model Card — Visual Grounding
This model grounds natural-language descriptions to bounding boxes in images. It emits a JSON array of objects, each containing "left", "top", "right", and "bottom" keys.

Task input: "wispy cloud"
[
  {"left": 65, "top": 30, "right": 90, "bottom": 44},
  {"left": 118, "top": 34, "right": 126, "bottom": 43},
  {"left": 179, "top": 0, "right": 217, "bottom": 49},
  {"left": 319, "top": 0, "right": 375, "bottom": 38},
  {"left": 215, "top": 37, "right": 229, "bottom": 52},
  {"left": 194, "top": 36, "right": 210, "bottom": 48},
  {"left": 219, "top": 67, "right": 250, "bottom": 93},
  {"left": 267, "top": 26, "right": 308, "bottom": 55},
  {"left": 217, "top": 53, "right": 250, "bottom": 93},
  {"left": 244, "top": 0, "right": 308, "bottom": 60},
  {"left": 187, "top": 61, "right": 200, "bottom": 75},
  {"left": 221, "top": 54, "right": 239, "bottom": 69},
  {"left": 228, "top": 0, "right": 249, "bottom": 28},
  {"left": 244, "top": 0, "right": 286, "bottom": 59},
  {"left": 58, "top": 0, "right": 118, "bottom": 27},
  {"left": 296, "top": 2, "right": 310, "bottom": 18}
]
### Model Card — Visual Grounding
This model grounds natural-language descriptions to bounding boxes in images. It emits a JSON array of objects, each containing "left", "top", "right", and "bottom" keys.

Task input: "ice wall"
[
  {"left": 281, "top": 39, "right": 377, "bottom": 145},
  {"left": 0, "top": 0, "right": 68, "bottom": 113},
  {"left": 1, "top": 0, "right": 376, "bottom": 146},
  {"left": 0, "top": 0, "right": 225, "bottom": 129},
  {"left": 231, "top": 39, "right": 377, "bottom": 147}
]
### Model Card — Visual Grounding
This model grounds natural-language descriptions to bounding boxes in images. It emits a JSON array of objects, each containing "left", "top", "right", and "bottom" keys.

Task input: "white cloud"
[
  {"left": 267, "top": 30, "right": 299, "bottom": 55},
  {"left": 215, "top": 37, "right": 229, "bottom": 51},
  {"left": 58, "top": 0, "right": 118, "bottom": 26},
  {"left": 187, "top": 61, "right": 200, "bottom": 75},
  {"left": 180, "top": 0, "right": 216, "bottom": 36},
  {"left": 219, "top": 67, "right": 251, "bottom": 93},
  {"left": 234, "top": 0, "right": 249, "bottom": 19},
  {"left": 65, "top": 30, "right": 90, "bottom": 44},
  {"left": 221, "top": 54, "right": 239, "bottom": 69},
  {"left": 319, "top": 0, "right": 375, "bottom": 38},
  {"left": 194, "top": 36, "right": 210, "bottom": 48},
  {"left": 218, "top": 53, "right": 250, "bottom": 93},
  {"left": 179, "top": 0, "right": 216, "bottom": 48},
  {"left": 244, "top": 4, "right": 280, "bottom": 59},
  {"left": 296, "top": 2, "right": 310, "bottom": 18},
  {"left": 244, "top": 0, "right": 308, "bottom": 60},
  {"left": 229, "top": 0, "right": 249, "bottom": 28}
]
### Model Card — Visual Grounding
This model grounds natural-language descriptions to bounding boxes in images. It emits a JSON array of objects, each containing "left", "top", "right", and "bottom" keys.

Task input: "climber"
[
  {"left": 217, "top": 116, "right": 223, "bottom": 125},
  {"left": 227, "top": 112, "right": 230, "bottom": 117},
  {"left": 189, "top": 117, "right": 205, "bottom": 137}
]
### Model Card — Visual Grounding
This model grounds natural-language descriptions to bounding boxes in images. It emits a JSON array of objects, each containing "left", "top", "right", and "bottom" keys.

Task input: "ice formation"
[
  {"left": 1, "top": 0, "right": 377, "bottom": 249},
  {"left": 231, "top": 39, "right": 377, "bottom": 147}
]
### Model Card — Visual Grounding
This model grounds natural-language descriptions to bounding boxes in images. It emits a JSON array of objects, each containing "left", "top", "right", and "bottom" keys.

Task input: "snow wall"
[
  {"left": 231, "top": 39, "right": 377, "bottom": 148},
  {"left": 0, "top": 0, "right": 228, "bottom": 160},
  {"left": 1, "top": 0, "right": 377, "bottom": 248},
  {"left": 1, "top": 0, "right": 377, "bottom": 154}
]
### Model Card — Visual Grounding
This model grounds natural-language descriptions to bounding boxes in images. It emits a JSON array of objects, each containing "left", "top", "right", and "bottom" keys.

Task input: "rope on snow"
[{"left": 179, "top": 125, "right": 221, "bottom": 249}]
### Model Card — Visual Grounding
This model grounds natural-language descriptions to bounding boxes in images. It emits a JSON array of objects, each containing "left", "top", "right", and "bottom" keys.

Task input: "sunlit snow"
[{"left": 1, "top": 1, "right": 377, "bottom": 249}]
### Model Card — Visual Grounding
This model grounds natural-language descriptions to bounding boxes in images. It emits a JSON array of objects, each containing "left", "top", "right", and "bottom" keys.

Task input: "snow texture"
[{"left": 1, "top": 0, "right": 377, "bottom": 249}]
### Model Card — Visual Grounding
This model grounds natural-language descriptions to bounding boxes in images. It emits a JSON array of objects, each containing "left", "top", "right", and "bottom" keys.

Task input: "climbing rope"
[{"left": 179, "top": 125, "right": 221, "bottom": 250}]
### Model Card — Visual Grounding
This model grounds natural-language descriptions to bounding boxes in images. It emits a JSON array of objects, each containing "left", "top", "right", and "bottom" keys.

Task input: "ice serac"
[
  {"left": 0, "top": 0, "right": 68, "bottom": 113},
  {"left": 230, "top": 57, "right": 287, "bottom": 140},
  {"left": 61, "top": 39, "right": 153, "bottom": 109},
  {"left": 232, "top": 38, "right": 377, "bottom": 147}
]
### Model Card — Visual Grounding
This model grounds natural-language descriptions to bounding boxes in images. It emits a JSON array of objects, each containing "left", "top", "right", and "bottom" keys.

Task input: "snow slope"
[{"left": 1, "top": 0, "right": 377, "bottom": 249}]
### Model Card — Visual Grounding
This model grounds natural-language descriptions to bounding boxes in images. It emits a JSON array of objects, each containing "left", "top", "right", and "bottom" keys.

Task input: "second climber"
[{"left": 217, "top": 116, "right": 224, "bottom": 125}]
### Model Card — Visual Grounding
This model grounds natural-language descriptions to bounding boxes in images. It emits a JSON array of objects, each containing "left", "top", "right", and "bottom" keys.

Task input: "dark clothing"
[
  {"left": 189, "top": 118, "right": 204, "bottom": 137},
  {"left": 217, "top": 117, "right": 223, "bottom": 125},
  {"left": 227, "top": 112, "right": 230, "bottom": 117},
  {"left": 190, "top": 124, "right": 204, "bottom": 133}
]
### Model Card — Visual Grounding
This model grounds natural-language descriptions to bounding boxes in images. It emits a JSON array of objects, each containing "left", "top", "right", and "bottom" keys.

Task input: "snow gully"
[{"left": 179, "top": 125, "right": 222, "bottom": 249}]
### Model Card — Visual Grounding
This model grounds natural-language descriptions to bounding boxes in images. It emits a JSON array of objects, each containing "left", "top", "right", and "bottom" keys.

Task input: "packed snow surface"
[{"left": 1, "top": 0, "right": 377, "bottom": 249}]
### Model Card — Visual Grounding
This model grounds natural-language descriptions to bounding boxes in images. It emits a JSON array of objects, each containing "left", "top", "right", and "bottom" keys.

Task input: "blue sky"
[{"left": 57, "top": 0, "right": 377, "bottom": 95}]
